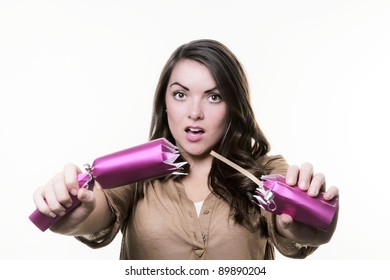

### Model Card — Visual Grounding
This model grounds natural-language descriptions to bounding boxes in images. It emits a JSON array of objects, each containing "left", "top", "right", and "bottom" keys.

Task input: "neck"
[
  {"left": 180, "top": 153, "right": 213, "bottom": 202},
  {"left": 182, "top": 153, "right": 213, "bottom": 180}
]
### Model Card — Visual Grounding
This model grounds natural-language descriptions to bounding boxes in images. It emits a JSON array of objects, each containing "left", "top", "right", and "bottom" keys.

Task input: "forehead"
[{"left": 169, "top": 59, "right": 215, "bottom": 83}]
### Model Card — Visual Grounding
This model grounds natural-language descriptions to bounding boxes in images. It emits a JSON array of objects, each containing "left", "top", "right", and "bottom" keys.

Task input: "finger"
[
  {"left": 308, "top": 172, "right": 326, "bottom": 197},
  {"left": 64, "top": 163, "right": 81, "bottom": 196},
  {"left": 298, "top": 162, "right": 313, "bottom": 191},
  {"left": 43, "top": 176, "right": 67, "bottom": 216},
  {"left": 323, "top": 186, "right": 339, "bottom": 200},
  {"left": 33, "top": 186, "right": 56, "bottom": 218},
  {"left": 285, "top": 165, "right": 300, "bottom": 185},
  {"left": 52, "top": 172, "right": 73, "bottom": 208}
]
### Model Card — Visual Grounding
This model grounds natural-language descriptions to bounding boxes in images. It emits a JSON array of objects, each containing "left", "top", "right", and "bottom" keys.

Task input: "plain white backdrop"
[{"left": 1, "top": 0, "right": 389, "bottom": 262}]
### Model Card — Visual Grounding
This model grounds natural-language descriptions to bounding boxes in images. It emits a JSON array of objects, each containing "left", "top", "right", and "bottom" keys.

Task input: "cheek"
[
  {"left": 165, "top": 99, "right": 179, "bottom": 123},
  {"left": 166, "top": 107, "right": 187, "bottom": 135},
  {"left": 211, "top": 106, "right": 229, "bottom": 129},
  {"left": 165, "top": 95, "right": 186, "bottom": 118},
  {"left": 166, "top": 106, "right": 185, "bottom": 124}
]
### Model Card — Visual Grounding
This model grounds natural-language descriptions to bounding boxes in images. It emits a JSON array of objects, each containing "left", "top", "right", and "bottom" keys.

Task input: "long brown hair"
[{"left": 149, "top": 39, "right": 271, "bottom": 228}]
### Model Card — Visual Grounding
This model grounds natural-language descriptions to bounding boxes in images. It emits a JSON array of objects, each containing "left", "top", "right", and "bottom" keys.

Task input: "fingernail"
[
  {"left": 299, "top": 180, "right": 306, "bottom": 189},
  {"left": 286, "top": 177, "right": 294, "bottom": 185},
  {"left": 80, "top": 190, "right": 88, "bottom": 200},
  {"left": 70, "top": 188, "right": 78, "bottom": 196},
  {"left": 49, "top": 212, "right": 56, "bottom": 218}
]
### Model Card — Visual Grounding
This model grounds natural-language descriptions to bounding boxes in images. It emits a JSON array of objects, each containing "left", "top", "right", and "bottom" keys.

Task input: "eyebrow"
[{"left": 169, "top": 82, "right": 219, "bottom": 93}]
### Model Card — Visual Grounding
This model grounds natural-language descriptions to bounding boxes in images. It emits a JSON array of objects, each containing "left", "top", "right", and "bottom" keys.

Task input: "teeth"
[{"left": 188, "top": 128, "right": 201, "bottom": 132}]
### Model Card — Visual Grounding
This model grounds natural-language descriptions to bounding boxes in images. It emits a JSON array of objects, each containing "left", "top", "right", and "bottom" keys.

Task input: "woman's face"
[{"left": 165, "top": 59, "right": 228, "bottom": 158}]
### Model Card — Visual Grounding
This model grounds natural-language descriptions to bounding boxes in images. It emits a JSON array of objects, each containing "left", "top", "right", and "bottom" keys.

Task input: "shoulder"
[{"left": 257, "top": 154, "right": 289, "bottom": 176}]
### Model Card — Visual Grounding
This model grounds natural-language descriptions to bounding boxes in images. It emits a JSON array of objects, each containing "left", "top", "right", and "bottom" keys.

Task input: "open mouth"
[{"left": 185, "top": 127, "right": 205, "bottom": 134}]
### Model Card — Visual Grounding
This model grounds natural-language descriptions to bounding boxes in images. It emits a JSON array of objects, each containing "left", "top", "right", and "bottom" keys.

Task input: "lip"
[{"left": 185, "top": 126, "right": 205, "bottom": 142}]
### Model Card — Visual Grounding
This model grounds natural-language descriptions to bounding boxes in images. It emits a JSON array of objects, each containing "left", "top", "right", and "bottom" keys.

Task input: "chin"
[
  {"left": 176, "top": 138, "right": 216, "bottom": 157},
  {"left": 188, "top": 148, "right": 214, "bottom": 159},
  {"left": 179, "top": 146, "right": 210, "bottom": 158}
]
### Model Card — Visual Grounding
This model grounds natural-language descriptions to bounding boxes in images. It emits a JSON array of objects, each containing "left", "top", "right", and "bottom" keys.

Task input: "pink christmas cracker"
[
  {"left": 29, "top": 138, "right": 187, "bottom": 232},
  {"left": 210, "top": 151, "right": 338, "bottom": 231},
  {"left": 255, "top": 174, "right": 338, "bottom": 231}
]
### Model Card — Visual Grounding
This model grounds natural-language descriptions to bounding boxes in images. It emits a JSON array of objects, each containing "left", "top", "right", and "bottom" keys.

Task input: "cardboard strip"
[{"left": 210, "top": 150, "right": 265, "bottom": 193}]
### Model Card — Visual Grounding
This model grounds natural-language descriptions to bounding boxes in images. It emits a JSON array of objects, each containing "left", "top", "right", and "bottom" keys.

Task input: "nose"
[{"left": 188, "top": 100, "right": 204, "bottom": 120}]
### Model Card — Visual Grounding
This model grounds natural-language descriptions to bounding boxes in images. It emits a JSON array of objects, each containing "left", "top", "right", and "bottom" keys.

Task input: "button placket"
[{"left": 198, "top": 194, "right": 219, "bottom": 252}]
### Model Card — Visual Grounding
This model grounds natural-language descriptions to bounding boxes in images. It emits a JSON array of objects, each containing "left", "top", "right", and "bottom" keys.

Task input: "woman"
[{"left": 33, "top": 39, "right": 339, "bottom": 259}]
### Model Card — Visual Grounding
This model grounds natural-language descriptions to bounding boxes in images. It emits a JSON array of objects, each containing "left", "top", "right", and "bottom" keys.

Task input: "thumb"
[
  {"left": 77, "top": 188, "right": 97, "bottom": 214},
  {"left": 277, "top": 214, "right": 297, "bottom": 232}
]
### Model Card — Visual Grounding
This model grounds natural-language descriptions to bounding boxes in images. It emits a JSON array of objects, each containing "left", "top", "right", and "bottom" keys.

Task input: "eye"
[
  {"left": 208, "top": 93, "right": 222, "bottom": 103},
  {"left": 173, "top": 90, "right": 186, "bottom": 100}
]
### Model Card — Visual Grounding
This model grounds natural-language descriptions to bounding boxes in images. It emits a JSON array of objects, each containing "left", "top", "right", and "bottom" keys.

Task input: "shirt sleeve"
[
  {"left": 260, "top": 155, "right": 318, "bottom": 258},
  {"left": 75, "top": 183, "right": 137, "bottom": 248}
]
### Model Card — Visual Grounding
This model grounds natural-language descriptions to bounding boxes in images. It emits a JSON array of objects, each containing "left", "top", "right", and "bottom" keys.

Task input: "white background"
[{"left": 1, "top": 0, "right": 389, "bottom": 262}]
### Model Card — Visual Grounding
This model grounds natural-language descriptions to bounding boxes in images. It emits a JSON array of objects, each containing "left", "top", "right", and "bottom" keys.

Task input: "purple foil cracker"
[
  {"left": 255, "top": 174, "right": 339, "bottom": 231},
  {"left": 210, "top": 151, "right": 338, "bottom": 232},
  {"left": 29, "top": 138, "right": 187, "bottom": 232}
]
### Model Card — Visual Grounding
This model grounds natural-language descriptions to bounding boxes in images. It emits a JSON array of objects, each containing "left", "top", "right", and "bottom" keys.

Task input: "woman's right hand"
[{"left": 32, "top": 163, "right": 98, "bottom": 235}]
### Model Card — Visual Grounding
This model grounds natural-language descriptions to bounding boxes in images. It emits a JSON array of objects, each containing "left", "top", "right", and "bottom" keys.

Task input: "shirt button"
[{"left": 203, "top": 209, "right": 209, "bottom": 214}]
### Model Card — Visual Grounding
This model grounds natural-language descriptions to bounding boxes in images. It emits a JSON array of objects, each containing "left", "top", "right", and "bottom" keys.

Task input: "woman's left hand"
[{"left": 275, "top": 163, "right": 339, "bottom": 247}]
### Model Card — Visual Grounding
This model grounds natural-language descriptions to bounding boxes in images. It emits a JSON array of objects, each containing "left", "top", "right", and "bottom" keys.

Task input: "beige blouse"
[{"left": 76, "top": 155, "right": 317, "bottom": 259}]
